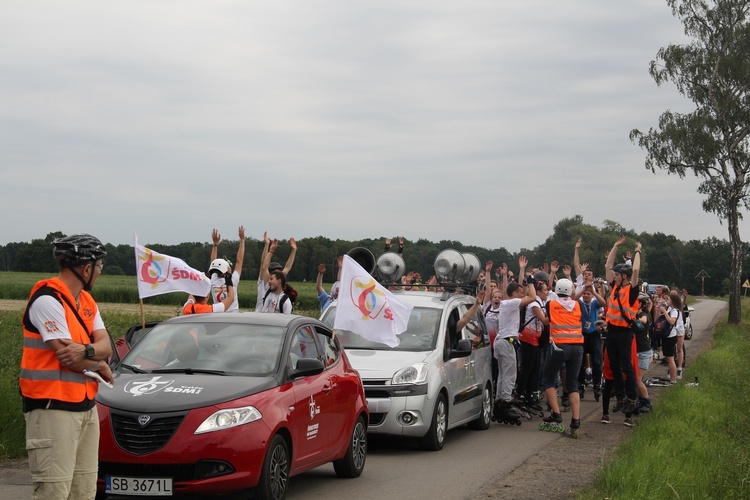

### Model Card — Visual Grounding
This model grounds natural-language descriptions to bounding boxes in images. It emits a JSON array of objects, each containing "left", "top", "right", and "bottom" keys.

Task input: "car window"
[
  {"left": 316, "top": 327, "right": 340, "bottom": 367},
  {"left": 325, "top": 306, "right": 440, "bottom": 351},
  {"left": 122, "top": 322, "right": 286, "bottom": 375},
  {"left": 289, "top": 325, "right": 321, "bottom": 369}
]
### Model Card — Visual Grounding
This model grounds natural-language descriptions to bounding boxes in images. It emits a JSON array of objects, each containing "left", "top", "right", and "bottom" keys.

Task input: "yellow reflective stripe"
[
  {"left": 19, "top": 368, "right": 88, "bottom": 384},
  {"left": 551, "top": 333, "right": 583, "bottom": 340},
  {"left": 549, "top": 323, "right": 583, "bottom": 330}
]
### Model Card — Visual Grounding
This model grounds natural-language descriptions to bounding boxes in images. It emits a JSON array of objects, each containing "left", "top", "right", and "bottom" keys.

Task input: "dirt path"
[{"left": 470, "top": 298, "right": 726, "bottom": 500}]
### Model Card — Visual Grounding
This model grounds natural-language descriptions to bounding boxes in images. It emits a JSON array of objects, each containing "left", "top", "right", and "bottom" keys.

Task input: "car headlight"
[
  {"left": 194, "top": 406, "right": 262, "bottom": 435},
  {"left": 392, "top": 363, "right": 429, "bottom": 385}
]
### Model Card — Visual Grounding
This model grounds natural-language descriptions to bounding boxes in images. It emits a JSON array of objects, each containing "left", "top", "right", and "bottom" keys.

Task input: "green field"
[
  {"left": 0, "top": 271, "right": 327, "bottom": 460},
  {"left": 0, "top": 271, "right": 325, "bottom": 314}
]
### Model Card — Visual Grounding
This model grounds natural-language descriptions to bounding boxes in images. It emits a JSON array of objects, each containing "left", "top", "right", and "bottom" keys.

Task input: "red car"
[{"left": 96, "top": 313, "right": 368, "bottom": 499}]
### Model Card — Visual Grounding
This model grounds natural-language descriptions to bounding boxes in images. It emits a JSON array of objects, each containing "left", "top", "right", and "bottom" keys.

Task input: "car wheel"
[
  {"left": 257, "top": 434, "right": 289, "bottom": 500},
  {"left": 333, "top": 416, "right": 367, "bottom": 478},
  {"left": 685, "top": 322, "right": 693, "bottom": 340},
  {"left": 468, "top": 383, "right": 492, "bottom": 430},
  {"left": 418, "top": 393, "right": 447, "bottom": 451}
]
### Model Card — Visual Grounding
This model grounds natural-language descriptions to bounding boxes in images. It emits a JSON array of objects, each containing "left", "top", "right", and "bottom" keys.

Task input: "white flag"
[
  {"left": 134, "top": 235, "right": 211, "bottom": 299},
  {"left": 333, "top": 255, "right": 413, "bottom": 347}
]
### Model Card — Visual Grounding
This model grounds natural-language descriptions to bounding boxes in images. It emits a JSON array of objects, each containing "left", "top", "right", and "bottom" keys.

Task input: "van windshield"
[{"left": 321, "top": 306, "right": 440, "bottom": 351}]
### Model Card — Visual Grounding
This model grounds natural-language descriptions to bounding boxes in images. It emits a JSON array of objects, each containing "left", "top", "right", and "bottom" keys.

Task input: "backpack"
[
  {"left": 651, "top": 314, "right": 670, "bottom": 340},
  {"left": 278, "top": 293, "right": 292, "bottom": 313},
  {"left": 261, "top": 289, "right": 292, "bottom": 313},
  {"left": 519, "top": 298, "right": 543, "bottom": 333}
]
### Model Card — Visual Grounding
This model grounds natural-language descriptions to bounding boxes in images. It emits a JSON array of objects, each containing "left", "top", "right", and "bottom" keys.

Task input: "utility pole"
[{"left": 695, "top": 270, "right": 711, "bottom": 297}]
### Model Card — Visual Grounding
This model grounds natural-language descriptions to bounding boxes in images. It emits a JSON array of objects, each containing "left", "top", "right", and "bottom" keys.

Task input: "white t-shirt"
[
  {"left": 523, "top": 298, "right": 545, "bottom": 334},
  {"left": 256, "top": 278, "right": 269, "bottom": 311},
  {"left": 495, "top": 297, "right": 522, "bottom": 340},
  {"left": 668, "top": 307, "right": 684, "bottom": 337},
  {"left": 211, "top": 271, "right": 239, "bottom": 312},
  {"left": 258, "top": 289, "right": 292, "bottom": 314},
  {"left": 27, "top": 295, "right": 105, "bottom": 342}
]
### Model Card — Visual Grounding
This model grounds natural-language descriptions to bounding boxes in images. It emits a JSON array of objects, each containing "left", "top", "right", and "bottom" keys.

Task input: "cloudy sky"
[{"left": 1, "top": 1, "right": 742, "bottom": 252}]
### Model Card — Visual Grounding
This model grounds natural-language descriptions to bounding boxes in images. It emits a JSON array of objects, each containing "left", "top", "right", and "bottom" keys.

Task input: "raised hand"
[
  {"left": 212, "top": 229, "right": 221, "bottom": 245},
  {"left": 575, "top": 237, "right": 582, "bottom": 249},
  {"left": 318, "top": 263, "right": 326, "bottom": 273},
  {"left": 518, "top": 255, "right": 528, "bottom": 269},
  {"left": 485, "top": 260, "right": 493, "bottom": 272},
  {"left": 550, "top": 261, "right": 559, "bottom": 274},
  {"left": 238, "top": 226, "right": 245, "bottom": 240},
  {"left": 290, "top": 237, "right": 297, "bottom": 250}
]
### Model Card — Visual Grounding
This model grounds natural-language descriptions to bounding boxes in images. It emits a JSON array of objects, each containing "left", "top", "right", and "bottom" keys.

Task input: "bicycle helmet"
[
  {"left": 52, "top": 234, "right": 107, "bottom": 267},
  {"left": 208, "top": 258, "right": 230, "bottom": 277},
  {"left": 268, "top": 261, "right": 283, "bottom": 272},
  {"left": 611, "top": 263, "right": 633, "bottom": 278},
  {"left": 555, "top": 278, "right": 574, "bottom": 297}
]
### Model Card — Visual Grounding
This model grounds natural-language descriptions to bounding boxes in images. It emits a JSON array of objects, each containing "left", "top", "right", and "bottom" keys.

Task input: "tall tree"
[{"left": 630, "top": 0, "right": 750, "bottom": 323}]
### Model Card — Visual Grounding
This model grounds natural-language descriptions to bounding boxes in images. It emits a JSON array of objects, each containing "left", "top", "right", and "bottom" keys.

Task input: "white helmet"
[
  {"left": 209, "top": 258, "right": 230, "bottom": 277},
  {"left": 555, "top": 278, "right": 574, "bottom": 297}
]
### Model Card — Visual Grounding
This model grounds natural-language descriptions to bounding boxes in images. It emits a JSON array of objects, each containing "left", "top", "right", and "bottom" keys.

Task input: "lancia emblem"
[{"left": 137, "top": 415, "right": 151, "bottom": 427}]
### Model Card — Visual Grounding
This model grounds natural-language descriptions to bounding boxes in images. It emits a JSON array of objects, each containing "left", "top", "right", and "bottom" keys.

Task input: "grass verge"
[{"left": 579, "top": 301, "right": 750, "bottom": 499}]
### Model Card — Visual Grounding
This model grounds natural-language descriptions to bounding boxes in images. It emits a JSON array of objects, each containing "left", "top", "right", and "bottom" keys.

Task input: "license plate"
[{"left": 105, "top": 476, "right": 173, "bottom": 496}]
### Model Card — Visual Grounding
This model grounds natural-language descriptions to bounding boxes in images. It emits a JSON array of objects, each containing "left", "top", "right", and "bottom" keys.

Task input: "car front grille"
[
  {"left": 110, "top": 409, "right": 187, "bottom": 455},
  {"left": 99, "top": 460, "right": 235, "bottom": 482}
]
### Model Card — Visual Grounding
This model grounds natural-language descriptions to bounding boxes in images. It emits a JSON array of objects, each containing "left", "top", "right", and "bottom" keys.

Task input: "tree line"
[{"left": 0, "top": 215, "right": 744, "bottom": 297}]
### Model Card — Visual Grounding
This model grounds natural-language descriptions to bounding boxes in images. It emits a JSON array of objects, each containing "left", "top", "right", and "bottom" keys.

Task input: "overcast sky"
[{"left": 1, "top": 1, "right": 743, "bottom": 253}]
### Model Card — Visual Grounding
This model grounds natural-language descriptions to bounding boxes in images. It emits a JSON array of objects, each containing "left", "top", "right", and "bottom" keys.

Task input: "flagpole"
[{"left": 140, "top": 299, "right": 145, "bottom": 329}]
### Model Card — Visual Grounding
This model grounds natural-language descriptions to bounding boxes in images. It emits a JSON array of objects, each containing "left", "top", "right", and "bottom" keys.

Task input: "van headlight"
[
  {"left": 194, "top": 406, "right": 262, "bottom": 434},
  {"left": 392, "top": 363, "right": 429, "bottom": 385}
]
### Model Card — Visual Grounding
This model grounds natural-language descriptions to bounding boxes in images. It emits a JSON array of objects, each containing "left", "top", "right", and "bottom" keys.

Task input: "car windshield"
[
  {"left": 321, "top": 306, "right": 440, "bottom": 351},
  {"left": 120, "top": 321, "right": 286, "bottom": 376}
]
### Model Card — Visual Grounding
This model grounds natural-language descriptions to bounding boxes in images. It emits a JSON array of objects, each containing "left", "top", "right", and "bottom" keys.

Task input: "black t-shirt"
[{"left": 634, "top": 308, "right": 652, "bottom": 353}]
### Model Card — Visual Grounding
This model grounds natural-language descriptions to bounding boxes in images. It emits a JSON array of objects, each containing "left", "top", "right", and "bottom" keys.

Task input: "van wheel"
[
  {"left": 418, "top": 393, "right": 447, "bottom": 451},
  {"left": 333, "top": 416, "right": 367, "bottom": 478},
  {"left": 468, "top": 383, "right": 492, "bottom": 430}
]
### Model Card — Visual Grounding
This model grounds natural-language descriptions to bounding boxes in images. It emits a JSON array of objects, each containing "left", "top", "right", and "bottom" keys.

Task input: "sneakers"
[
  {"left": 601, "top": 414, "right": 610, "bottom": 424},
  {"left": 623, "top": 417, "right": 635, "bottom": 427},
  {"left": 677, "top": 369, "right": 683, "bottom": 380}
]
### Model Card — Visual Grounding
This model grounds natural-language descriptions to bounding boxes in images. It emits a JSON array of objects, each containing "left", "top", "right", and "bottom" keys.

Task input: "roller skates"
[
  {"left": 508, "top": 398, "right": 533, "bottom": 420},
  {"left": 578, "top": 385, "right": 586, "bottom": 400},
  {"left": 568, "top": 418, "right": 581, "bottom": 439},
  {"left": 561, "top": 394, "right": 571, "bottom": 412},
  {"left": 515, "top": 396, "right": 544, "bottom": 418},
  {"left": 538, "top": 411, "right": 564, "bottom": 433},
  {"left": 593, "top": 385, "right": 601, "bottom": 402},
  {"left": 492, "top": 400, "right": 522, "bottom": 426}
]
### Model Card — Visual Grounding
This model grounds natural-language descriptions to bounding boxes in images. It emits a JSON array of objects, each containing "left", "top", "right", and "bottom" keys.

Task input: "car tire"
[
  {"left": 257, "top": 434, "right": 290, "bottom": 500},
  {"left": 418, "top": 393, "right": 447, "bottom": 451},
  {"left": 333, "top": 416, "right": 367, "bottom": 478},
  {"left": 685, "top": 322, "right": 693, "bottom": 340},
  {"left": 467, "top": 383, "right": 492, "bottom": 430}
]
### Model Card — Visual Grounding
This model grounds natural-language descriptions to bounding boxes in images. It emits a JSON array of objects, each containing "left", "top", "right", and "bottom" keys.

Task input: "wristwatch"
[{"left": 85, "top": 344, "right": 95, "bottom": 359}]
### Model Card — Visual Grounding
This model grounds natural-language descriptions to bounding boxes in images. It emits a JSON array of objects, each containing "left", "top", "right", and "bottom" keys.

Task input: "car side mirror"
[
  {"left": 292, "top": 358, "right": 325, "bottom": 378},
  {"left": 450, "top": 339, "right": 472, "bottom": 359}
]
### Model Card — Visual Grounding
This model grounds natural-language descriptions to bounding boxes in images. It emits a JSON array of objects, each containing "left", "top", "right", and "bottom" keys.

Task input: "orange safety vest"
[
  {"left": 19, "top": 278, "right": 99, "bottom": 403},
  {"left": 183, "top": 301, "right": 214, "bottom": 315},
  {"left": 605, "top": 284, "right": 637, "bottom": 328},
  {"left": 548, "top": 300, "right": 583, "bottom": 344}
]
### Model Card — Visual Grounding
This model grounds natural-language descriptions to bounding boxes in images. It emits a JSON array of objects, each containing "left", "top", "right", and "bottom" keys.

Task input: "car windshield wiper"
[
  {"left": 151, "top": 368, "right": 227, "bottom": 376},
  {"left": 120, "top": 363, "right": 147, "bottom": 374}
]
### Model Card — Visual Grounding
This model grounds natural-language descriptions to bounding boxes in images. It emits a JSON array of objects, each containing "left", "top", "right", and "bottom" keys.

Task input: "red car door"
[{"left": 288, "top": 325, "right": 332, "bottom": 467}]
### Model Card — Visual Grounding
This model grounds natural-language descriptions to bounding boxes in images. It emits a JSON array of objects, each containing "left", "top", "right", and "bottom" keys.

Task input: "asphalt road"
[{"left": 0, "top": 298, "right": 728, "bottom": 499}]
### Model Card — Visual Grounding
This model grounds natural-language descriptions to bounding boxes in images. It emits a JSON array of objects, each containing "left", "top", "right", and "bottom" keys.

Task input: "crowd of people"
[
  {"left": 473, "top": 236, "right": 690, "bottom": 434},
  {"left": 18, "top": 230, "right": 691, "bottom": 498}
]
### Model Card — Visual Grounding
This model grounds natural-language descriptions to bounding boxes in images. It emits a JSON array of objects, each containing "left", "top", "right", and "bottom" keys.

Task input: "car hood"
[
  {"left": 96, "top": 372, "right": 278, "bottom": 412},
  {"left": 344, "top": 349, "right": 432, "bottom": 380}
]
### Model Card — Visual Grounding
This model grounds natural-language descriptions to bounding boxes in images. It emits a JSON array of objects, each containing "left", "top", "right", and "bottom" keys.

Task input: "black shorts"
[{"left": 662, "top": 336, "right": 677, "bottom": 357}]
